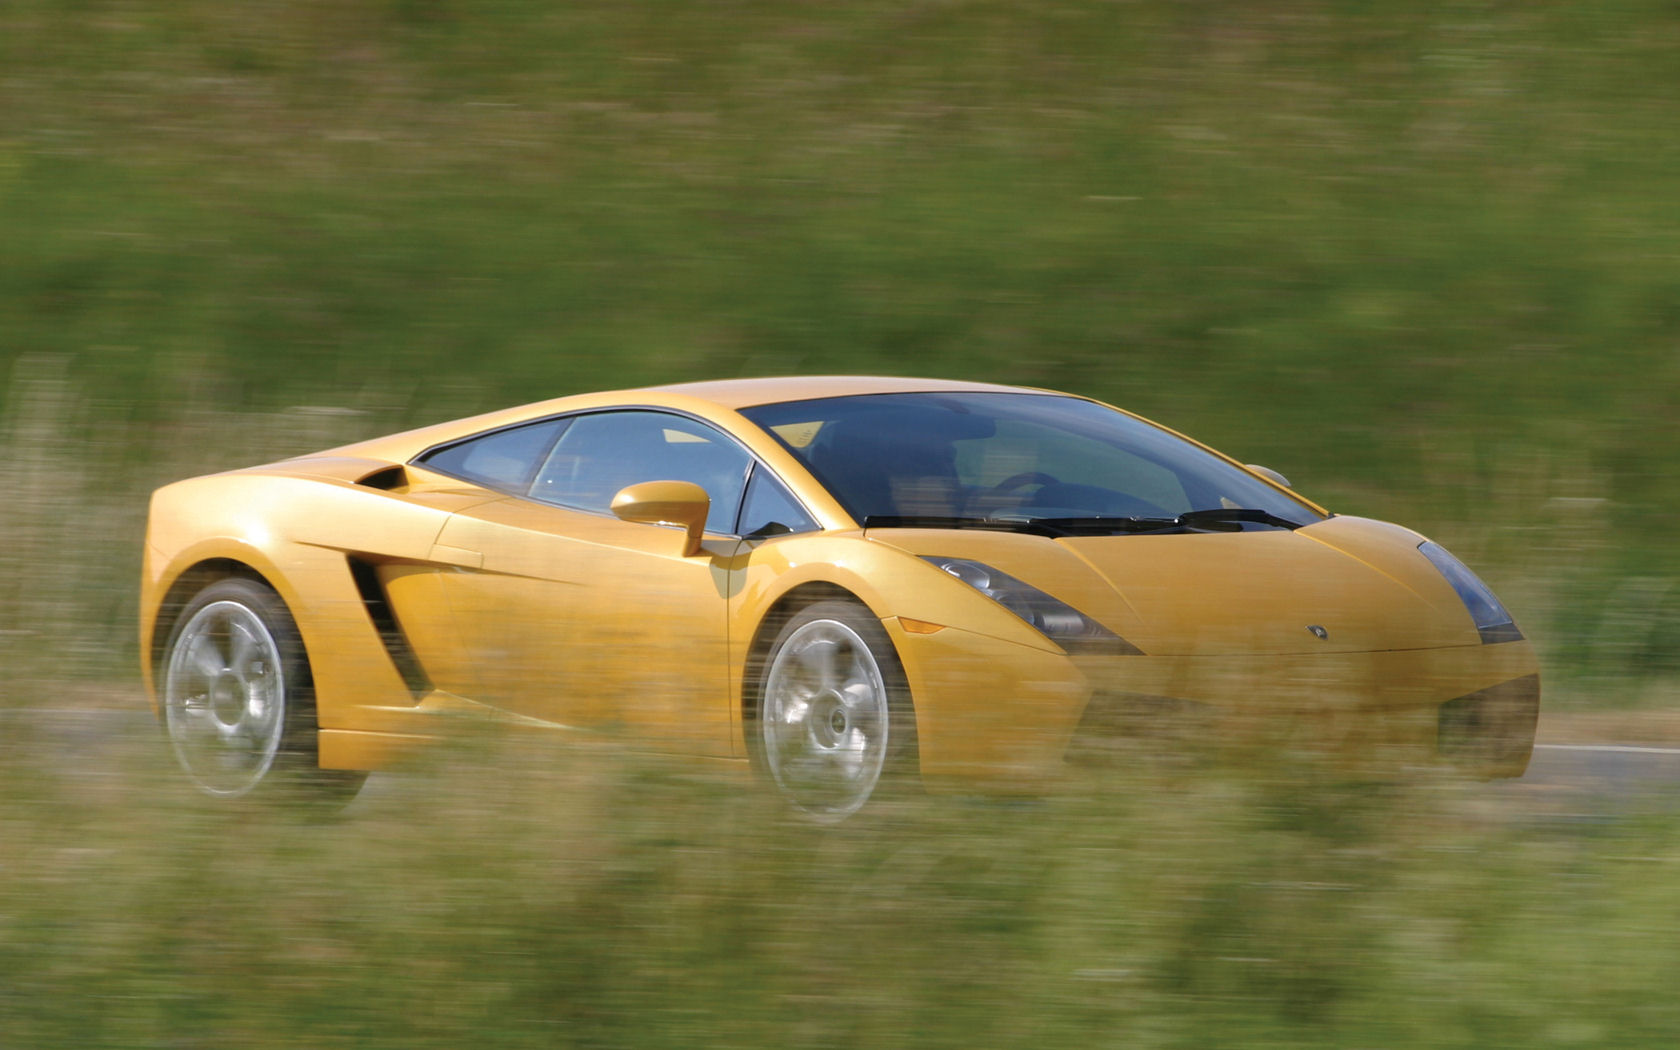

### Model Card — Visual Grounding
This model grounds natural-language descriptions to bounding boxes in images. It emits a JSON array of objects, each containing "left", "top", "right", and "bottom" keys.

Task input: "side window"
[
  {"left": 529, "top": 411, "right": 752, "bottom": 534},
  {"left": 417, "top": 418, "right": 568, "bottom": 491},
  {"left": 737, "top": 464, "right": 819, "bottom": 538}
]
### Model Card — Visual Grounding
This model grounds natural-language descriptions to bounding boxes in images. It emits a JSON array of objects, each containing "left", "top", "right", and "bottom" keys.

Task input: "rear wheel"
[
  {"left": 160, "top": 577, "right": 364, "bottom": 803},
  {"left": 755, "top": 600, "right": 917, "bottom": 821}
]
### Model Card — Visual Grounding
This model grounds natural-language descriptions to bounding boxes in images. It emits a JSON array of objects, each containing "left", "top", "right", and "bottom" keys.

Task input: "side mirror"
[
  {"left": 1245, "top": 464, "right": 1293, "bottom": 489},
  {"left": 610, "top": 480, "right": 710, "bottom": 556}
]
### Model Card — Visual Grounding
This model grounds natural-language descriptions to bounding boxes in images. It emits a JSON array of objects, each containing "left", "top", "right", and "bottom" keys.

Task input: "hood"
[
  {"left": 1058, "top": 520, "right": 1474, "bottom": 655},
  {"left": 870, "top": 516, "right": 1480, "bottom": 656}
]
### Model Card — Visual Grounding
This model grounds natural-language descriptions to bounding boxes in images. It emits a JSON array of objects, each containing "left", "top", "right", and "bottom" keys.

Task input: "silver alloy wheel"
[
  {"left": 760, "top": 617, "right": 892, "bottom": 821},
  {"left": 163, "top": 598, "right": 288, "bottom": 798}
]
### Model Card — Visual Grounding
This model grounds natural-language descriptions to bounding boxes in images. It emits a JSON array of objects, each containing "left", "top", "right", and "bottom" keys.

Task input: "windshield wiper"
[
  {"left": 861, "top": 515, "right": 1069, "bottom": 537},
  {"left": 1013, "top": 511, "right": 1305, "bottom": 535},
  {"left": 1174, "top": 508, "right": 1306, "bottom": 531},
  {"left": 863, "top": 509, "right": 1306, "bottom": 538},
  {"left": 1030, "top": 516, "right": 1184, "bottom": 535},
  {"left": 864, "top": 515, "right": 1191, "bottom": 537}
]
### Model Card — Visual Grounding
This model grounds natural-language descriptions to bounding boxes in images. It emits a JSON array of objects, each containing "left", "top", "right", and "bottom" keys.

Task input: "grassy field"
[
  {"left": 4, "top": 1, "right": 1680, "bottom": 1044},
  {"left": 6, "top": 715, "right": 1680, "bottom": 1050}
]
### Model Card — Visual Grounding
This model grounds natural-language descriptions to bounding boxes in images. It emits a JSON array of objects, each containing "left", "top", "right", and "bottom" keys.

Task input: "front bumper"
[{"left": 884, "top": 618, "right": 1540, "bottom": 788}]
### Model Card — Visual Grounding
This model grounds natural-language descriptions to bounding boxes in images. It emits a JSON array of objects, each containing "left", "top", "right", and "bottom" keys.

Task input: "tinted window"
[
  {"left": 741, "top": 392, "right": 1323, "bottom": 527},
  {"left": 529, "top": 411, "right": 752, "bottom": 534},
  {"left": 417, "top": 418, "right": 568, "bottom": 490},
  {"left": 737, "top": 464, "right": 818, "bottom": 538}
]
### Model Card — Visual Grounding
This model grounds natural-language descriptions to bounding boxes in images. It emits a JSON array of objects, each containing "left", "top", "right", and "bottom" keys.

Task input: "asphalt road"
[
  {"left": 1529, "top": 742, "right": 1680, "bottom": 784},
  {"left": 1511, "top": 742, "right": 1680, "bottom": 813}
]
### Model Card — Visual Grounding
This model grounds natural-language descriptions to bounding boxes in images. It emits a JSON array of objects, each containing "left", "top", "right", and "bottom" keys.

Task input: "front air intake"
[{"left": 1437, "top": 674, "right": 1539, "bottom": 768}]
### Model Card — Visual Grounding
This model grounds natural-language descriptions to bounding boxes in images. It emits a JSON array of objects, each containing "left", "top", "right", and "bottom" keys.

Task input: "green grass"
[
  {"left": 6, "top": 722, "right": 1680, "bottom": 1048},
  {"left": 4, "top": 4, "right": 1680, "bottom": 1042}
]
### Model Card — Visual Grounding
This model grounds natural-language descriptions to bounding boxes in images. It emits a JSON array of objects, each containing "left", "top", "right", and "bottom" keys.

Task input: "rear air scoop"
[{"left": 1059, "top": 524, "right": 1474, "bottom": 657}]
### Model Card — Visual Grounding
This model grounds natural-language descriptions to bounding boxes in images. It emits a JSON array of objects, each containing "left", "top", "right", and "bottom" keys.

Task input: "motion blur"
[{"left": 4, "top": 2, "right": 1679, "bottom": 1046}]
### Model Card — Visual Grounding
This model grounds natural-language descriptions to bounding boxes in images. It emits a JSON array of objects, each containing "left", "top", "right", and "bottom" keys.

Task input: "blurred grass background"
[
  {"left": 4, "top": 2, "right": 1680, "bottom": 1044},
  {"left": 10, "top": 724, "right": 1680, "bottom": 1050},
  {"left": 4, "top": 0, "right": 1679, "bottom": 697}
]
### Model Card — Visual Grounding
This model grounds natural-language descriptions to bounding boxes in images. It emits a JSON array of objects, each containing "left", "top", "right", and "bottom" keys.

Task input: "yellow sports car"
[{"left": 141, "top": 376, "right": 1538, "bottom": 818}]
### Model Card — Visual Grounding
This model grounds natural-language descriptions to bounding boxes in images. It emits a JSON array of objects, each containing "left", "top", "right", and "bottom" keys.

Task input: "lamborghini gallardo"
[{"left": 141, "top": 376, "right": 1539, "bottom": 818}]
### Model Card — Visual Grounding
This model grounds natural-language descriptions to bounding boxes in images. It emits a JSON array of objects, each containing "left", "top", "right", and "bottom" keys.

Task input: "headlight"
[
  {"left": 921, "top": 557, "right": 1141, "bottom": 655},
  {"left": 1418, "top": 541, "right": 1523, "bottom": 644}
]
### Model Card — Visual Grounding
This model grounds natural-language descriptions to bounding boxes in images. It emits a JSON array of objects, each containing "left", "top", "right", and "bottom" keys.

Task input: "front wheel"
[
  {"left": 160, "top": 577, "right": 364, "bottom": 804},
  {"left": 755, "top": 600, "right": 917, "bottom": 821}
]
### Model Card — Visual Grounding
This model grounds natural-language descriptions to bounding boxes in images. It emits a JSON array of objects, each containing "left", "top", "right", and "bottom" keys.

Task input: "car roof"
[
  {"left": 315, "top": 376, "right": 1068, "bottom": 464},
  {"left": 632, "top": 375, "right": 1052, "bottom": 409}
]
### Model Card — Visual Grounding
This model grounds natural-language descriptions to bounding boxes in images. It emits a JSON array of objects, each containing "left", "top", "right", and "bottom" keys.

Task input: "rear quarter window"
[{"left": 417, "top": 419, "right": 569, "bottom": 490}]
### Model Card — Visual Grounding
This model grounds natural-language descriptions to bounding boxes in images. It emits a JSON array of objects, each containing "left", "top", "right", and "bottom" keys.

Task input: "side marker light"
[{"left": 898, "top": 617, "right": 947, "bottom": 635}]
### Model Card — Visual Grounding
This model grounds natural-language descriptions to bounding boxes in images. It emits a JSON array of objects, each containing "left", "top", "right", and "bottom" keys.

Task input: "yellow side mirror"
[{"left": 610, "top": 480, "right": 711, "bottom": 556}]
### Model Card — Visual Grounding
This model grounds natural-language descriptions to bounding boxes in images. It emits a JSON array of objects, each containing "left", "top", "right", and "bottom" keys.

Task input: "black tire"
[
  {"left": 753, "top": 599, "right": 918, "bottom": 821},
  {"left": 159, "top": 577, "right": 365, "bottom": 804}
]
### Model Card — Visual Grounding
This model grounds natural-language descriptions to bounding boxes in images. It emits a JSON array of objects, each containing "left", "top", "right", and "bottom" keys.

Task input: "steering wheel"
[{"left": 988, "top": 471, "right": 1061, "bottom": 495}]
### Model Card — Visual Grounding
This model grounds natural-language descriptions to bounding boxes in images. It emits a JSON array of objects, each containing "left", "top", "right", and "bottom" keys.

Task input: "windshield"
[{"left": 739, "top": 392, "right": 1324, "bottom": 531}]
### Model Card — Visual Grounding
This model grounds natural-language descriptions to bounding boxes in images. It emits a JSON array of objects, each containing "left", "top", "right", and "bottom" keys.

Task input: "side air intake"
[{"left": 346, "top": 556, "right": 432, "bottom": 700}]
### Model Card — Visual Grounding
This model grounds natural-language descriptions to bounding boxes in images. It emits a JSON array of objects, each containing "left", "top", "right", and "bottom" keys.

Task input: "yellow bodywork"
[{"left": 140, "top": 376, "right": 1539, "bottom": 789}]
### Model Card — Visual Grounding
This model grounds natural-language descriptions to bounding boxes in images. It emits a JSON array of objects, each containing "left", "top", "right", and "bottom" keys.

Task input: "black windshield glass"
[{"left": 739, "top": 392, "right": 1323, "bottom": 529}]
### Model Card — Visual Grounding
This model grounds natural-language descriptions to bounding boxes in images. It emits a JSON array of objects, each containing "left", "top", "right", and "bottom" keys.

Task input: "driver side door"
[{"left": 423, "top": 410, "right": 755, "bottom": 756}]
